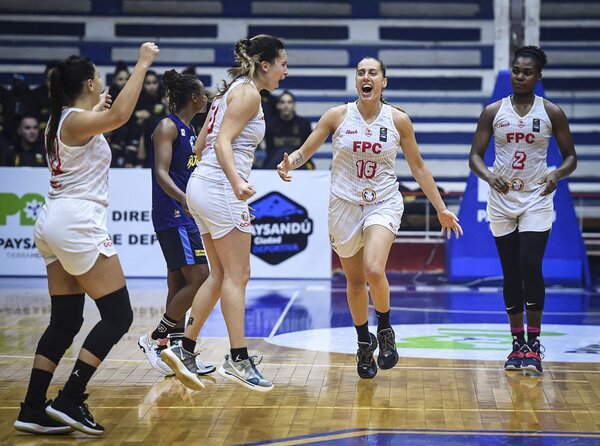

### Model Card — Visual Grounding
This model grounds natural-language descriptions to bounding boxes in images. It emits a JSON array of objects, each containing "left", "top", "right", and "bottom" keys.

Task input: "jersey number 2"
[{"left": 512, "top": 151, "right": 527, "bottom": 170}]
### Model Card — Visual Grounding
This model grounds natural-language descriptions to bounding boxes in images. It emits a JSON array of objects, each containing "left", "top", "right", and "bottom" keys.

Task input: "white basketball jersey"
[
  {"left": 331, "top": 102, "right": 401, "bottom": 204},
  {"left": 492, "top": 95, "right": 552, "bottom": 192},
  {"left": 46, "top": 107, "right": 111, "bottom": 206},
  {"left": 193, "top": 76, "right": 265, "bottom": 183}
]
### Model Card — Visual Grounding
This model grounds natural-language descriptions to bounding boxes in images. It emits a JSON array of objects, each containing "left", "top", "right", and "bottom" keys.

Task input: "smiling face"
[
  {"left": 511, "top": 56, "right": 541, "bottom": 95},
  {"left": 355, "top": 58, "right": 387, "bottom": 102},
  {"left": 356, "top": 57, "right": 387, "bottom": 101}
]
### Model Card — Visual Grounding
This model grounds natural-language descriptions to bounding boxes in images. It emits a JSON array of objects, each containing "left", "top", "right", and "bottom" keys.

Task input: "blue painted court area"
[
  {"left": 242, "top": 428, "right": 600, "bottom": 446},
  {"left": 213, "top": 278, "right": 599, "bottom": 339},
  {"left": 3, "top": 277, "right": 600, "bottom": 361}
]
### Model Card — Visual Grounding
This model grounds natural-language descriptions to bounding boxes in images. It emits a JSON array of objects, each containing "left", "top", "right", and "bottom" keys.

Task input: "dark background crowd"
[{"left": 0, "top": 60, "right": 314, "bottom": 170}]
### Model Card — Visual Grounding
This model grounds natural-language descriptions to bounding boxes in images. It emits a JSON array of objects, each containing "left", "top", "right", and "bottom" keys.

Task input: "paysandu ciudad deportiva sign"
[{"left": 0, "top": 168, "right": 330, "bottom": 278}]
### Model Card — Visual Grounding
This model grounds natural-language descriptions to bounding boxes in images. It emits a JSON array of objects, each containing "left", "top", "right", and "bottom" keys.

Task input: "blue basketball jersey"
[{"left": 151, "top": 114, "right": 199, "bottom": 231}]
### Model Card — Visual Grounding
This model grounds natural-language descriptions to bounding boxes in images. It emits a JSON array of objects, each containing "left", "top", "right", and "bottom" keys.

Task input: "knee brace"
[
  {"left": 36, "top": 294, "right": 85, "bottom": 364},
  {"left": 82, "top": 286, "right": 133, "bottom": 360}
]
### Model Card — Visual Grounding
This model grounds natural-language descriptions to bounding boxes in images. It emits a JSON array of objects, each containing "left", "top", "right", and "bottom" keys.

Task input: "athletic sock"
[
  {"left": 511, "top": 327, "right": 526, "bottom": 343},
  {"left": 62, "top": 360, "right": 97, "bottom": 397},
  {"left": 355, "top": 321, "right": 371, "bottom": 344},
  {"left": 151, "top": 313, "right": 178, "bottom": 341},
  {"left": 24, "top": 368, "right": 53, "bottom": 408},
  {"left": 376, "top": 309, "right": 391, "bottom": 332},
  {"left": 181, "top": 337, "right": 196, "bottom": 353},
  {"left": 527, "top": 326, "right": 541, "bottom": 345},
  {"left": 230, "top": 347, "right": 249, "bottom": 362}
]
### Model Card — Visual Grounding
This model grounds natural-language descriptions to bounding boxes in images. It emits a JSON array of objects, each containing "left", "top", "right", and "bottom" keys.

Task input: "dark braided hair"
[
  {"left": 46, "top": 55, "right": 95, "bottom": 161},
  {"left": 162, "top": 69, "right": 204, "bottom": 114},
  {"left": 513, "top": 45, "right": 548, "bottom": 72},
  {"left": 217, "top": 34, "right": 285, "bottom": 96}
]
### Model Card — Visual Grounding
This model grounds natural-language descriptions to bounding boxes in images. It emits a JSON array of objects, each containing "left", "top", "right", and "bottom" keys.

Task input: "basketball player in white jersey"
[
  {"left": 469, "top": 46, "right": 577, "bottom": 374},
  {"left": 277, "top": 57, "right": 462, "bottom": 379},
  {"left": 14, "top": 43, "right": 159, "bottom": 436},
  {"left": 161, "top": 35, "right": 287, "bottom": 392}
]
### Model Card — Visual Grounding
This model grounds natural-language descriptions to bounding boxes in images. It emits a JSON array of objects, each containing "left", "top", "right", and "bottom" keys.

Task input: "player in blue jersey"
[{"left": 138, "top": 69, "right": 215, "bottom": 376}]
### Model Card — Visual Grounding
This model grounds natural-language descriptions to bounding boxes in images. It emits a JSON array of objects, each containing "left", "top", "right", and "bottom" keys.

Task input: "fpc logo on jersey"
[{"left": 249, "top": 191, "right": 313, "bottom": 265}]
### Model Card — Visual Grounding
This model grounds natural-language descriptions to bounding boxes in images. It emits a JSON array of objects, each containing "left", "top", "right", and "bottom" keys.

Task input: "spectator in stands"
[
  {"left": 13, "top": 41, "right": 159, "bottom": 437},
  {"left": 6, "top": 114, "right": 45, "bottom": 167},
  {"left": 31, "top": 60, "right": 60, "bottom": 136},
  {"left": 137, "top": 90, "right": 169, "bottom": 168},
  {"left": 469, "top": 46, "right": 577, "bottom": 375},
  {"left": 108, "top": 61, "right": 130, "bottom": 100},
  {"left": 277, "top": 56, "right": 462, "bottom": 380},
  {"left": 260, "top": 89, "right": 277, "bottom": 128},
  {"left": 262, "top": 90, "right": 314, "bottom": 169},
  {"left": 124, "top": 70, "right": 164, "bottom": 167}
]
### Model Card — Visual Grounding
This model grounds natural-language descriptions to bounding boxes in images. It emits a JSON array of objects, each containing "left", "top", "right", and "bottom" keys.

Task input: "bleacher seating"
[{"left": 0, "top": 0, "right": 598, "bottom": 196}]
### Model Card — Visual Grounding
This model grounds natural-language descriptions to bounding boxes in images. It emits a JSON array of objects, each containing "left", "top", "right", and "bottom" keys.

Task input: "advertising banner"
[{"left": 0, "top": 168, "right": 331, "bottom": 279}]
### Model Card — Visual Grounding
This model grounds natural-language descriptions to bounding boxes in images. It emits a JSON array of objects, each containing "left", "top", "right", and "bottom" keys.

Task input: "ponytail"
[
  {"left": 44, "top": 55, "right": 95, "bottom": 162},
  {"left": 46, "top": 65, "right": 65, "bottom": 161},
  {"left": 163, "top": 69, "right": 205, "bottom": 114},
  {"left": 217, "top": 34, "right": 285, "bottom": 96}
]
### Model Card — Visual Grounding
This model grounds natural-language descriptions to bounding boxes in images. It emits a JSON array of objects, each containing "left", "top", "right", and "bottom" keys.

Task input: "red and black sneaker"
[
  {"left": 504, "top": 338, "right": 528, "bottom": 371},
  {"left": 522, "top": 338, "right": 544, "bottom": 374}
]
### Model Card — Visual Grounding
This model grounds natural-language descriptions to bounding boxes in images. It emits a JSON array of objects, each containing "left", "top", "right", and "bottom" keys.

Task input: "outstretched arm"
[
  {"left": 395, "top": 109, "right": 463, "bottom": 239},
  {"left": 62, "top": 42, "right": 159, "bottom": 144},
  {"left": 277, "top": 106, "right": 343, "bottom": 181}
]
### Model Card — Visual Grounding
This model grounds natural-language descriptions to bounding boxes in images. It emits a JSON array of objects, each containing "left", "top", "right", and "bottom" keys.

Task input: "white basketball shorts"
[
  {"left": 34, "top": 198, "right": 117, "bottom": 276},
  {"left": 328, "top": 192, "right": 404, "bottom": 258},
  {"left": 186, "top": 175, "right": 252, "bottom": 239},
  {"left": 487, "top": 188, "right": 554, "bottom": 237}
]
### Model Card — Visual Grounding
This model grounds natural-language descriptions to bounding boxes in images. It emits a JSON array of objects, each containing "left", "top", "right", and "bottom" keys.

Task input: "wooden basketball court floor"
[{"left": 1, "top": 277, "right": 600, "bottom": 445}]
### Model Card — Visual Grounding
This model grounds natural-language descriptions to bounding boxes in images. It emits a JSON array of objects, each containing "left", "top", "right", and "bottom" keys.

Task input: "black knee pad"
[
  {"left": 36, "top": 294, "right": 85, "bottom": 364},
  {"left": 82, "top": 286, "right": 133, "bottom": 360}
]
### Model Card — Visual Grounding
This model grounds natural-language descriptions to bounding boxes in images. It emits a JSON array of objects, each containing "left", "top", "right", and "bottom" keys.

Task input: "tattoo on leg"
[{"left": 186, "top": 317, "right": 194, "bottom": 327}]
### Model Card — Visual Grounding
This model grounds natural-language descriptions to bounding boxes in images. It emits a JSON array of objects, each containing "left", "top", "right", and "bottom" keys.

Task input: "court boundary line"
[
  {"left": 269, "top": 290, "right": 301, "bottom": 338},
  {"left": 239, "top": 427, "right": 600, "bottom": 446},
  {"left": 1, "top": 354, "right": 599, "bottom": 374}
]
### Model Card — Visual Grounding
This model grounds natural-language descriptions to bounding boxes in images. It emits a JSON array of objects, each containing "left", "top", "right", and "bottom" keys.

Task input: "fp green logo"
[
  {"left": 0, "top": 193, "right": 46, "bottom": 225},
  {"left": 396, "top": 328, "right": 564, "bottom": 350}
]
